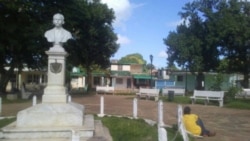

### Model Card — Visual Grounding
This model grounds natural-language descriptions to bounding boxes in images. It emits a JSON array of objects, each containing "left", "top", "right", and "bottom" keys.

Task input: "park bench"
[
  {"left": 96, "top": 86, "right": 115, "bottom": 95},
  {"left": 162, "top": 88, "right": 185, "bottom": 96},
  {"left": 136, "top": 88, "right": 160, "bottom": 101},
  {"left": 190, "top": 90, "right": 224, "bottom": 107},
  {"left": 235, "top": 88, "right": 250, "bottom": 99}
]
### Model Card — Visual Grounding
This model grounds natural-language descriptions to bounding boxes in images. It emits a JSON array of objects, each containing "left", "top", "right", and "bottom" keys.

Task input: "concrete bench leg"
[
  {"left": 219, "top": 101, "right": 223, "bottom": 107},
  {"left": 204, "top": 99, "right": 208, "bottom": 105},
  {"left": 191, "top": 99, "right": 195, "bottom": 104}
]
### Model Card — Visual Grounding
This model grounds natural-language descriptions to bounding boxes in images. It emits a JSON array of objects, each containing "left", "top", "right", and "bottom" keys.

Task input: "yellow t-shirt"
[{"left": 183, "top": 114, "right": 201, "bottom": 135}]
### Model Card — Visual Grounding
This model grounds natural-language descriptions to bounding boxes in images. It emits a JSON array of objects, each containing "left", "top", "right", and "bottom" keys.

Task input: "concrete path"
[{"left": 2, "top": 94, "right": 250, "bottom": 141}]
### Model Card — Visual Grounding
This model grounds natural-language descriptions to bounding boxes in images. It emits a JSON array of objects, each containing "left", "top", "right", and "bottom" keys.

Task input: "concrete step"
[
  {"left": 88, "top": 120, "right": 112, "bottom": 141},
  {"left": 0, "top": 117, "right": 112, "bottom": 141}
]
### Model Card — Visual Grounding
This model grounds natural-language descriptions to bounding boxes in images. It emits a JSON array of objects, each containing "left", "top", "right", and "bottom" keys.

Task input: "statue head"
[{"left": 53, "top": 13, "right": 65, "bottom": 27}]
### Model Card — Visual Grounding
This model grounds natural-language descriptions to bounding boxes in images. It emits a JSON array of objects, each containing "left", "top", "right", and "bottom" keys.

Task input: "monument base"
[
  {"left": 2, "top": 115, "right": 94, "bottom": 140},
  {"left": 0, "top": 102, "right": 95, "bottom": 140},
  {"left": 16, "top": 102, "right": 84, "bottom": 127}
]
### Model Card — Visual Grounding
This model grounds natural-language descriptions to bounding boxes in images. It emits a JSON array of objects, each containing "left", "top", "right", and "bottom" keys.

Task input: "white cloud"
[
  {"left": 101, "top": 0, "right": 132, "bottom": 28},
  {"left": 117, "top": 34, "right": 131, "bottom": 45},
  {"left": 158, "top": 50, "right": 168, "bottom": 58}
]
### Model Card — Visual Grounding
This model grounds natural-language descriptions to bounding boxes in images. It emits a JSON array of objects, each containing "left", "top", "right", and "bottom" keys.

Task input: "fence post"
[
  {"left": 98, "top": 96, "right": 105, "bottom": 117},
  {"left": 158, "top": 100, "right": 164, "bottom": 127},
  {"left": 158, "top": 127, "right": 168, "bottom": 141},
  {"left": 32, "top": 95, "right": 37, "bottom": 106},
  {"left": 68, "top": 95, "right": 72, "bottom": 102},
  {"left": 133, "top": 98, "right": 138, "bottom": 118},
  {"left": 0, "top": 97, "right": 2, "bottom": 116}
]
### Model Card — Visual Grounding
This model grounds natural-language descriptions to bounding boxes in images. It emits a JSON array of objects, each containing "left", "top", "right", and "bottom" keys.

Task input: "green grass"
[
  {"left": 96, "top": 116, "right": 187, "bottom": 141},
  {"left": 98, "top": 116, "right": 157, "bottom": 141},
  {"left": 225, "top": 99, "right": 250, "bottom": 109},
  {"left": 0, "top": 117, "right": 16, "bottom": 128}
]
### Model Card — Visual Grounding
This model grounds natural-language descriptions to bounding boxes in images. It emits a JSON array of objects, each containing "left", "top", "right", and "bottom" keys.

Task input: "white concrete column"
[
  {"left": 18, "top": 73, "right": 22, "bottom": 89},
  {"left": 98, "top": 96, "right": 105, "bottom": 117},
  {"left": 158, "top": 127, "right": 168, "bottom": 141},
  {"left": 133, "top": 98, "right": 138, "bottom": 118},
  {"left": 158, "top": 100, "right": 164, "bottom": 127},
  {"left": 32, "top": 95, "right": 37, "bottom": 106},
  {"left": 39, "top": 74, "right": 42, "bottom": 84},
  {"left": 0, "top": 97, "right": 2, "bottom": 115},
  {"left": 68, "top": 95, "right": 72, "bottom": 102}
]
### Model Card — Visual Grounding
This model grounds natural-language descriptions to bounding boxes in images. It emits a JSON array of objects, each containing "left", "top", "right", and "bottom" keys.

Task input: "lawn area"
[{"left": 96, "top": 115, "right": 189, "bottom": 141}]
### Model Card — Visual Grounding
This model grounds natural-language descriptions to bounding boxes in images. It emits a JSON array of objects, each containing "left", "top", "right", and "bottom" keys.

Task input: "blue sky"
[{"left": 101, "top": 0, "right": 192, "bottom": 69}]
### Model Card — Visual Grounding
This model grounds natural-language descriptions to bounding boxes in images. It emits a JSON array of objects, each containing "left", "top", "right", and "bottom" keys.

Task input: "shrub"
[{"left": 225, "top": 86, "right": 242, "bottom": 103}]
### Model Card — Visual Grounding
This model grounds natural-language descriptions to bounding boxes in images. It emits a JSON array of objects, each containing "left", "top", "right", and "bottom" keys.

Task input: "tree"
[
  {"left": 118, "top": 53, "right": 147, "bottom": 65},
  {"left": 207, "top": 0, "right": 250, "bottom": 87},
  {"left": 164, "top": 1, "right": 221, "bottom": 89},
  {"left": 64, "top": 0, "right": 119, "bottom": 88},
  {"left": 0, "top": 0, "right": 51, "bottom": 93},
  {"left": 0, "top": 0, "right": 118, "bottom": 93},
  {"left": 164, "top": 0, "right": 250, "bottom": 88}
]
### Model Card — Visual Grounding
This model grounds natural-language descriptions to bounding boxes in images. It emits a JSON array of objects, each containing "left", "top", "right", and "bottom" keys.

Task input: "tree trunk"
[
  {"left": 86, "top": 68, "right": 92, "bottom": 90},
  {"left": 242, "top": 72, "right": 249, "bottom": 88},
  {"left": 0, "top": 67, "right": 15, "bottom": 94}
]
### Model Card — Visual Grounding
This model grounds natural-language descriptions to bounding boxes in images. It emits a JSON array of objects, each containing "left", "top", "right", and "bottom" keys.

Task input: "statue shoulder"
[
  {"left": 62, "top": 28, "right": 72, "bottom": 38},
  {"left": 44, "top": 28, "right": 54, "bottom": 36}
]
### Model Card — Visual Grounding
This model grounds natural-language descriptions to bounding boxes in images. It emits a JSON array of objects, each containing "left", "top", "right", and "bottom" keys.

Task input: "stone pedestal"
[{"left": 42, "top": 45, "right": 68, "bottom": 103}]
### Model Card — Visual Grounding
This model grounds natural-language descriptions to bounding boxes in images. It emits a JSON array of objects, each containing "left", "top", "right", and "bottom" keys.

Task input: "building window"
[
  {"left": 27, "top": 74, "right": 40, "bottom": 84},
  {"left": 116, "top": 78, "right": 123, "bottom": 84},
  {"left": 41, "top": 74, "right": 47, "bottom": 83},
  {"left": 118, "top": 65, "right": 122, "bottom": 71},
  {"left": 177, "top": 75, "right": 183, "bottom": 82},
  {"left": 27, "top": 75, "right": 32, "bottom": 83},
  {"left": 33, "top": 75, "right": 39, "bottom": 84}
]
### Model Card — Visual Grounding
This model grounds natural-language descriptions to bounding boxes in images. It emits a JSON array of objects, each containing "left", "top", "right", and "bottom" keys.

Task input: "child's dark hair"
[{"left": 183, "top": 106, "right": 191, "bottom": 114}]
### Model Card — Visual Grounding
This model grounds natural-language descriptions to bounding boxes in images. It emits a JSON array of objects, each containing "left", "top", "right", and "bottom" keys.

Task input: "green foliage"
[
  {"left": 118, "top": 53, "right": 147, "bottom": 65},
  {"left": 224, "top": 86, "right": 242, "bottom": 103},
  {"left": 209, "top": 73, "right": 224, "bottom": 91}
]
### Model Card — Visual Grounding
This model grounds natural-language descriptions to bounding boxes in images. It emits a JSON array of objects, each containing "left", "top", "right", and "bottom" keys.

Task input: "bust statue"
[{"left": 44, "top": 13, "right": 72, "bottom": 46}]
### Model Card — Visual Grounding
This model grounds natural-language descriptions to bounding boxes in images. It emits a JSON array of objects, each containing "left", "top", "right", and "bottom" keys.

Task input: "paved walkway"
[{"left": 2, "top": 94, "right": 250, "bottom": 141}]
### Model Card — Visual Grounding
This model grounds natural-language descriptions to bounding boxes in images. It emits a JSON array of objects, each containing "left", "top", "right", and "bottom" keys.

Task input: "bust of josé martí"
[{"left": 44, "top": 13, "right": 72, "bottom": 46}]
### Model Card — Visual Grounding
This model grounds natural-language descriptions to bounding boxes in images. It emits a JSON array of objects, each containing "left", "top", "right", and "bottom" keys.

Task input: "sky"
[{"left": 100, "top": 0, "right": 192, "bottom": 69}]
